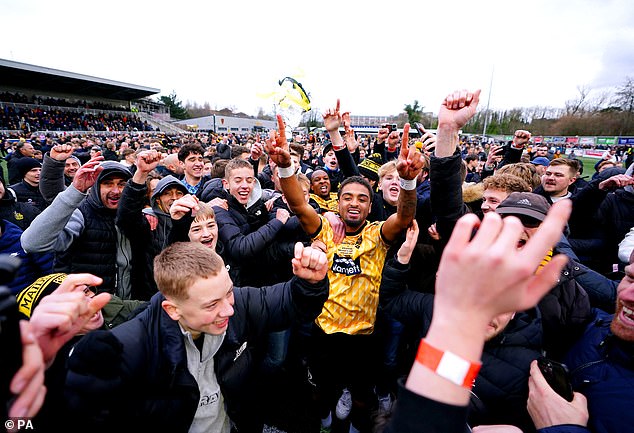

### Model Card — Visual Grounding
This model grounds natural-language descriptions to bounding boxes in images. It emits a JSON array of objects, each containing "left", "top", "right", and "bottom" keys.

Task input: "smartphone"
[
  {"left": 382, "top": 123, "right": 397, "bottom": 132},
  {"left": 413, "top": 122, "right": 425, "bottom": 134},
  {"left": 537, "top": 357, "right": 574, "bottom": 402}
]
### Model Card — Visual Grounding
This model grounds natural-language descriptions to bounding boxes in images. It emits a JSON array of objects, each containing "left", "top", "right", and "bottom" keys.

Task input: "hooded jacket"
[
  {"left": 21, "top": 162, "right": 134, "bottom": 298},
  {"left": 0, "top": 186, "right": 41, "bottom": 230},
  {"left": 117, "top": 175, "right": 187, "bottom": 299}
]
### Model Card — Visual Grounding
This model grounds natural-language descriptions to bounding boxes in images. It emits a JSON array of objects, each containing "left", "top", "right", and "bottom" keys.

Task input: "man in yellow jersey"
[{"left": 266, "top": 101, "right": 423, "bottom": 432}]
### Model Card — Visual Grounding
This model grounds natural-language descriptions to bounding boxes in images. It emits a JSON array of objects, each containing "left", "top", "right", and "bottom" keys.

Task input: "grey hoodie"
[
  {"left": 21, "top": 162, "right": 134, "bottom": 298},
  {"left": 146, "top": 175, "right": 188, "bottom": 252}
]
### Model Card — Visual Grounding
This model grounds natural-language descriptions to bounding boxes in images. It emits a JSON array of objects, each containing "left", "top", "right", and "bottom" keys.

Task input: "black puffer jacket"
[
  {"left": 54, "top": 163, "right": 133, "bottom": 296},
  {"left": 380, "top": 258, "right": 544, "bottom": 432},
  {"left": 9, "top": 180, "right": 47, "bottom": 211},
  {"left": 54, "top": 184, "right": 120, "bottom": 291},
  {"left": 215, "top": 194, "right": 289, "bottom": 286},
  {"left": 469, "top": 309, "right": 543, "bottom": 432},
  {"left": 536, "top": 256, "right": 593, "bottom": 361},
  {"left": 64, "top": 276, "right": 329, "bottom": 433}
]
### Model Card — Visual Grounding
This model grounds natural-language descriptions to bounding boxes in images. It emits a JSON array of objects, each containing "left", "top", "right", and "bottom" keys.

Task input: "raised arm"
[
  {"left": 40, "top": 144, "right": 74, "bottom": 204},
  {"left": 382, "top": 124, "right": 424, "bottom": 242},
  {"left": 323, "top": 101, "right": 360, "bottom": 177},
  {"left": 266, "top": 115, "right": 321, "bottom": 235},
  {"left": 408, "top": 201, "right": 571, "bottom": 404},
  {"left": 117, "top": 150, "right": 161, "bottom": 235},
  {"left": 21, "top": 157, "right": 104, "bottom": 253},
  {"left": 430, "top": 89, "right": 481, "bottom": 242}
]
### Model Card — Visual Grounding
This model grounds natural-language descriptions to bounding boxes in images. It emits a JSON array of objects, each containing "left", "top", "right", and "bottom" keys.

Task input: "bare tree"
[
  {"left": 564, "top": 85, "right": 591, "bottom": 116},
  {"left": 614, "top": 76, "right": 634, "bottom": 113}
]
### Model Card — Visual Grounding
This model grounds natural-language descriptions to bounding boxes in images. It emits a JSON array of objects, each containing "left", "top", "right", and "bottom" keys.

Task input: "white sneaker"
[
  {"left": 335, "top": 388, "right": 352, "bottom": 420},
  {"left": 377, "top": 393, "right": 393, "bottom": 415},
  {"left": 321, "top": 411, "right": 332, "bottom": 429}
]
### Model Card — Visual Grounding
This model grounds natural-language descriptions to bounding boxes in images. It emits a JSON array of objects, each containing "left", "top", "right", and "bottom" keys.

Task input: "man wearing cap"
[
  {"left": 21, "top": 157, "right": 138, "bottom": 299},
  {"left": 530, "top": 156, "right": 550, "bottom": 176},
  {"left": 495, "top": 192, "right": 592, "bottom": 360},
  {"left": 9, "top": 157, "right": 46, "bottom": 211},
  {"left": 379, "top": 222, "right": 546, "bottom": 431},
  {"left": 117, "top": 149, "right": 188, "bottom": 298}
]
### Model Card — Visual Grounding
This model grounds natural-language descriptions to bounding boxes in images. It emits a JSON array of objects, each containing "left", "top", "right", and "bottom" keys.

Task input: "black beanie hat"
[
  {"left": 16, "top": 273, "right": 68, "bottom": 319},
  {"left": 357, "top": 153, "right": 383, "bottom": 182},
  {"left": 15, "top": 158, "right": 41, "bottom": 179}
]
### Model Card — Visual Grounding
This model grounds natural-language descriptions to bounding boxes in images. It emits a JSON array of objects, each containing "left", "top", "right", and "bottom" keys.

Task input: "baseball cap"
[
  {"left": 495, "top": 192, "right": 550, "bottom": 226},
  {"left": 321, "top": 142, "right": 334, "bottom": 157},
  {"left": 531, "top": 157, "right": 550, "bottom": 167}
]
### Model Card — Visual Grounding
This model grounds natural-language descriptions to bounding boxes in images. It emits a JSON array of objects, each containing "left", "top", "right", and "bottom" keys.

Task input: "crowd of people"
[
  {"left": 2, "top": 89, "right": 634, "bottom": 433},
  {"left": 0, "top": 92, "right": 130, "bottom": 111},
  {"left": 0, "top": 105, "right": 154, "bottom": 133}
]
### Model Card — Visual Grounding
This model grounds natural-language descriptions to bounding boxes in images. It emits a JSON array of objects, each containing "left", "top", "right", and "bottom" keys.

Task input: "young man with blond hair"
[
  {"left": 537, "top": 158, "right": 579, "bottom": 202},
  {"left": 64, "top": 241, "right": 329, "bottom": 433}
]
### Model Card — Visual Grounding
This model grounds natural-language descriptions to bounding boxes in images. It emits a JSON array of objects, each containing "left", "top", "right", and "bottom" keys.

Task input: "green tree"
[
  {"left": 404, "top": 100, "right": 424, "bottom": 125},
  {"left": 159, "top": 91, "right": 189, "bottom": 120}
]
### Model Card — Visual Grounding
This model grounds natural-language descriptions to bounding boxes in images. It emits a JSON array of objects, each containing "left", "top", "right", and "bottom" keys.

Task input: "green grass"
[{"left": 578, "top": 156, "right": 598, "bottom": 179}]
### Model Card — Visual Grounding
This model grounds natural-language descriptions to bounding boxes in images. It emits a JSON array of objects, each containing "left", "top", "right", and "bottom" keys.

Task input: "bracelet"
[
  {"left": 277, "top": 165, "right": 295, "bottom": 178},
  {"left": 399, "top": 178, "right": 416, "bottom": 190},
  {"left": 332, "top": 144, "right": 346, "bottom": 152},
  {"left": 415, "top": 339, "right": 481, "bottom": 389}
]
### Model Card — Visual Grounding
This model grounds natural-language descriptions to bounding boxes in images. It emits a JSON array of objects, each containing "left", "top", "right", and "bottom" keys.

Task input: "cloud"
[{"left": 2, "top": 0, "right": 634, "bottom": 117}]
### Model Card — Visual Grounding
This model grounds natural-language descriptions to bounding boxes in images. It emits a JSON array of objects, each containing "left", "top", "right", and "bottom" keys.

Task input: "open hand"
[
  {"left": 72, "top": 156, "right": 104, "bottom": 193},
  {"left": 29, "top": 273, "right": 111, "bottom": 366}
]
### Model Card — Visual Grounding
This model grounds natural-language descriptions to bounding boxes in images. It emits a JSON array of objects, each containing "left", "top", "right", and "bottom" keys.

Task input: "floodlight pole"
[{"left": 482, "top": 67, "right": 494, "bottom": 142}]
